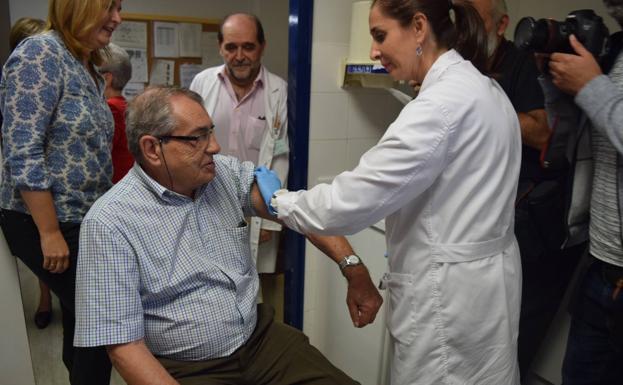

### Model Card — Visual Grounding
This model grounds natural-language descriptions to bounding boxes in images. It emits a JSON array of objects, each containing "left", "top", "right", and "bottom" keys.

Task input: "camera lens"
[
  {"left": 547, "top": 20, "right": 573, "bottom": 53},
  {"left": 514, "top": 17, "right": 549, "bottom": 51},
  {"left": 514, "top": 10, "right": 609, "bottom": 58}
]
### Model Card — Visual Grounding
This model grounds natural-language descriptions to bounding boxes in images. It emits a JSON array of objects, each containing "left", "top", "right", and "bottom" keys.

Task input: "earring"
[{"left": 416, "top": 46, "right": 423, "bottom": 56}]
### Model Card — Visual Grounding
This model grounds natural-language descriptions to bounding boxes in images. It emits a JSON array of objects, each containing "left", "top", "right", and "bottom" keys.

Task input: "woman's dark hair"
[{"left": 371, "top": 0, "right": 488, "bottom": 72}]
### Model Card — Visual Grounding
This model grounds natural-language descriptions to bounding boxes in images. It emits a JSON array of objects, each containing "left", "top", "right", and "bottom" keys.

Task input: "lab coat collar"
[{"left": 419, "top": 49, "right": 463, "bottom": 94}]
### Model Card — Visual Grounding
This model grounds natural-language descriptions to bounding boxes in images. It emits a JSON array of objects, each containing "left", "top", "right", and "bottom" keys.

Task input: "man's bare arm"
[
  {"left": 107, "top": 340, "right": 179, "bottom": 385},
  {"left": 250, "top": 182, "right": 383, "bottom": 327},
  {"left": 518, "top": 109, "right": 550, "bottom": 150}
]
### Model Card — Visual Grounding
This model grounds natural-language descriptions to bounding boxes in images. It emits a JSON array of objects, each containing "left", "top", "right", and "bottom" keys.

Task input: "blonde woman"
[
  {"left": 4, "top": 16, "right": 57, "bottom": 330},
  {"left": 0, "top": 0, "right": 122, "bottom": 383}
]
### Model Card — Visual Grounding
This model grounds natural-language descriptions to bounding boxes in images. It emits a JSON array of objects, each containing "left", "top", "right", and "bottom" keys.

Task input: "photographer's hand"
[{"left": 549, "top": 35, "right": 602, "bottom": 95}]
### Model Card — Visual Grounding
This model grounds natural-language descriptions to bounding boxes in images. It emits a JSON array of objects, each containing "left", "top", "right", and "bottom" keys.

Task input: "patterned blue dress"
[{"left": 0, "top": 31, "right": 113, "bottom": 222}]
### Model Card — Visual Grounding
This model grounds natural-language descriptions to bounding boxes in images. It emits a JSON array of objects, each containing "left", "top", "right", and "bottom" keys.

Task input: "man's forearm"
[
  {"left": 518, "top": 109, "right": 550, "bottom": 150},
  {"left": 305, "top": 233, "right": 354, "bottom": 264},
  {"left": 107, "top": 340, "right": 179, "bottom": 385}
]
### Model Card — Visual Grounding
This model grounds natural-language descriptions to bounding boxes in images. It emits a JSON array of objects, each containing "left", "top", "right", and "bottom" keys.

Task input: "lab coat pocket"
[
  {"left": 382, "top": 272, "right": 418, "bottom": 346},
  {"left": 246, "top": 116, "right": 266, "bottom": 151}
]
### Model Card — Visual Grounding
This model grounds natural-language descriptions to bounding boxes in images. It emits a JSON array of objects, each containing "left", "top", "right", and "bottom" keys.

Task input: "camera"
[{"left": 514, "top": 10, "right": 610, "bottom": 58}]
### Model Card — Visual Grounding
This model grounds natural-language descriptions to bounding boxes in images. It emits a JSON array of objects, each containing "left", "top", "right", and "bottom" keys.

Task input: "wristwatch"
[{"left": 338, "top": 254, "right": 363, "bottom": 272}]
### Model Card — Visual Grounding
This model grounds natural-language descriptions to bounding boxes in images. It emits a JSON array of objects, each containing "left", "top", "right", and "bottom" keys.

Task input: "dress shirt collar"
[
  {"left": 132, "top": 163, "right": 206, "bottom": 204},
  {"left": 217, "top": 65, "right": 265, "bottom": 90}
]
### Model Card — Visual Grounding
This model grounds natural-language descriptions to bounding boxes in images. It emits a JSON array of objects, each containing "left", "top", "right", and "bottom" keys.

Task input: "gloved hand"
[{"left": 254, "top": 166, "right": 282, "bottom": 215}]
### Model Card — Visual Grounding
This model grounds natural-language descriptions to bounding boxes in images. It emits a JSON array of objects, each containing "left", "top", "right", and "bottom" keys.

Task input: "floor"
[{"left": 17, "top": 260, "right": 124, "bottom": 385}]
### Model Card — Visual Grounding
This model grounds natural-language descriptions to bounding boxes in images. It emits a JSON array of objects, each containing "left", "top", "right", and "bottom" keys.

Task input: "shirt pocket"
[
  {"left": 381, "top": 272, "right": 418, "bottom": 346},
  {"left": 218, "top": 223, "right": 253, "bottom": 275},
  {"left": 246, "top": 116, "right": 266, "bottom": 151}
]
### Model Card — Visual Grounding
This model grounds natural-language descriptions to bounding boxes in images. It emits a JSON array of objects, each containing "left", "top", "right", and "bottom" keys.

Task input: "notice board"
[{"left": 112, "top": 13, "right": 222, "bottom": 97}]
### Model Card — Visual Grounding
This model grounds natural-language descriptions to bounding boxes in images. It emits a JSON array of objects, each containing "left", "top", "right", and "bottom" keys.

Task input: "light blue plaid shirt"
[{"left": 74, "top": 155, "right": 259, "bottom": 360}]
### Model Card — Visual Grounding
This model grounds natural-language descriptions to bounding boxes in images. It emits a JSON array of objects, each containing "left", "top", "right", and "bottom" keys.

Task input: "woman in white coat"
[{"left": 256, "top": 0, "right": 522, "bottom": 384}]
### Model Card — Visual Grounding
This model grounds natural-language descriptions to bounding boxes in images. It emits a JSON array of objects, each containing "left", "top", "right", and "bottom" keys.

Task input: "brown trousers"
[{"left": 158, "top": 304, "right": 359, "bottom": 385}]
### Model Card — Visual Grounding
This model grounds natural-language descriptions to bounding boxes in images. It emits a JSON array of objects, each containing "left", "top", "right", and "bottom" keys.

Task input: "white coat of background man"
[{"left": 190, "top": 13, "right": 288, "bottom": 278}]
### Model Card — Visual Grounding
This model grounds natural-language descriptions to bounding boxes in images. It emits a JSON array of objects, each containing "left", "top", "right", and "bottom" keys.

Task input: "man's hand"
[
  {"left": 549, "top": 34, "right": 602, "bottom": 95},
  {"left": 254, "top": 166, "right": 281, "bottom": 214},
  {"left": 342, "top": 265, "right": 383, "bottom": 328},
  {"left": 259, "top": 229, "right": 274, "bottom": 243}
]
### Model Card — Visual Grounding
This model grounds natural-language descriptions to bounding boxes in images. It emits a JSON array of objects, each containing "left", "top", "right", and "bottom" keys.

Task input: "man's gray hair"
[
  {"left": 126, "top": 86, "right": 205, "bottom": 160},
  {"left": 100, "top": 43, "right": 132, "bottom": 91}
]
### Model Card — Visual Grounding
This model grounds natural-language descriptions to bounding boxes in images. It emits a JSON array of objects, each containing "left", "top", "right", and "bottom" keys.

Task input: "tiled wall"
[{"left": 302, "top": 0, "right": 403, "bottom": 349}]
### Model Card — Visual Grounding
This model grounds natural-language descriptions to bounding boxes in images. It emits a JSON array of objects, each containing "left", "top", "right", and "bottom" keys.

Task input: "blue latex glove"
[{"left": 254, "top": 166, "right": 282, "bottom": 215}]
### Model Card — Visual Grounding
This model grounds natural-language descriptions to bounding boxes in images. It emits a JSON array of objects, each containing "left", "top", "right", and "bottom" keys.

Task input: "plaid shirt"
[{"left": 74, "top": 156, "right": 259, "bottom": 360}]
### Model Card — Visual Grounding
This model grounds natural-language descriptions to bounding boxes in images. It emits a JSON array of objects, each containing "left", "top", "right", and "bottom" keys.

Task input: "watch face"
[{"left": 346, "top": 255, "right": 360, "bottom": 265}]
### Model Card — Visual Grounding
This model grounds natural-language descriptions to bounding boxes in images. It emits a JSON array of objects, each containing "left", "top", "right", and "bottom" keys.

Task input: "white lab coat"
[
  {"left": 276, "top": 50, "right": 522, "bottom": 385},
  {"left": 190, "top": 65, "right": 289, "bottom": 272}
]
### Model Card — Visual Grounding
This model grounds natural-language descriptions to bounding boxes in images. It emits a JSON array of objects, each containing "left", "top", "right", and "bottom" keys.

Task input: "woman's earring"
[{"left": 416, "top": 46, "right": 423, "bottom": 56}]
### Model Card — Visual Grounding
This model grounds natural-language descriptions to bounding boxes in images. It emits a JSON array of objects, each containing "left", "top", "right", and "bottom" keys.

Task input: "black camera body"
[{"left": 514, "top": 10, "right": 610, "bottom": 58}]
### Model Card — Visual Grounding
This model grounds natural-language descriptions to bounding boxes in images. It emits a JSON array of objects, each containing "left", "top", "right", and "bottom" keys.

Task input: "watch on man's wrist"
[{"left": 338, "top": 254, "right": 363, "bottom": 272}]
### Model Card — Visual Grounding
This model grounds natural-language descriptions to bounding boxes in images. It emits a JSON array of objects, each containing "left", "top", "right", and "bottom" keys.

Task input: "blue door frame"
[{"left": 283, "top": 0, "right": 313, "bottom": 330}]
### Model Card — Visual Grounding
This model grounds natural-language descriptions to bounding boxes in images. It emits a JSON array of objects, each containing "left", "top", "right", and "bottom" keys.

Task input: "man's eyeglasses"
[{"left": 157, "top": 125, "right": 215, "bottom": 148}]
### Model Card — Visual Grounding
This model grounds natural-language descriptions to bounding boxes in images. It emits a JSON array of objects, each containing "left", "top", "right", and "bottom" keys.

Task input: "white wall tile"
[
  {"left": 311, "top": 42, "right": 350, "bottom": 94},
  {"left": 347, "top": 90, "right": 401, "bottom": 139},
  {"left": 303, "top": 308, "right": 317, "bottom": 339},
  {"left": 303, "top": 243, "right": 320, "bottom": 313},
  {"left": 309, "top": 93, "right": 349, "bottom": 140},
  {"left": 312, "top": 0, "right": 353, "bottom": 45},
  {"left": 307, "top": 139, "right": 349, "bottom": 187}
]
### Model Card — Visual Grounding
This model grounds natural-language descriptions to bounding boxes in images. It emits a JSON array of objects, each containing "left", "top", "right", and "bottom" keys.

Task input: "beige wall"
[
  {"left": 252, "top": 0, "right": 289, "bottom": 80},
  {"left": 8, "top": 0, "right": 253, "bottom": 22}
]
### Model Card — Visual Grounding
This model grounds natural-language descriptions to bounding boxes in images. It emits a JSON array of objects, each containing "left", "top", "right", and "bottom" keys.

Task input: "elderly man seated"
[{"left": 73, "top": 86, "right": 382, "bottom": 385}]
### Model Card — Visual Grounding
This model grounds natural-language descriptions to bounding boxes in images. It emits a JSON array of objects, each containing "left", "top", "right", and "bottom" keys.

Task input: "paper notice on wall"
[
  {"left": 124, "top": 47, "right": 148, "bottom": 83},
  {"left": 112, "top": 21, "right": 147, "bottom": 49},
  {"left": 153, "top": 22, "right": 179, "bottom": 58},
  {"left": 179, "top": 23, "right": 202, "bottom": 58},
  {"left": 149, "top": 59, "right": 175, "bottom": 85},
  {"left": 122, "top": 82, "right": 145, "bottom": 101},
  {"left": 179, "top": 63, "right": 204, "bottom": 88},
  {"left": 202, "top": 32, "right": 222, "bottom": 67}
]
